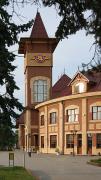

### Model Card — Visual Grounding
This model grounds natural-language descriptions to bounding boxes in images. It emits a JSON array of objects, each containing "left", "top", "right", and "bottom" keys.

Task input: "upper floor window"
[
  {"left": 92, "top": 106, "right": 101, "bottom": 120},
  {"left": 66, "top": 109, "right": 79, "bottom": 122},
  {"left": 75, "top": 82, "right": 84, "bottom": 93},
  {"left": 33, "top": 80, "right": 48, "bottom": 102},
  {"left": 40, "top": 115, "right": 44, "bottom": 126},
  {"left": 50, "top": 112, "right": 57, "bottom": 124}
]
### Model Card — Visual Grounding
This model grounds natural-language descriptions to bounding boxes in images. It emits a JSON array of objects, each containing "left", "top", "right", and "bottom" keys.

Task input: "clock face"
[{"left": 33, "top": 54, "right": 49, "bottom": 63}]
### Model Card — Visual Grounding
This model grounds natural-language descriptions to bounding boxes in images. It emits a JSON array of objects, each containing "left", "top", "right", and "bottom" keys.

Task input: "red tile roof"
[
  {"left": 84, "top": 71, "right": 101, "bottom": 92},
  {"left": 52, "top": 74, "right": 71, "bottom": 98},
  {"left": 30, "top": 12, "right": 48, "bottom": 38},
  {"left": 52, "top": 71, "right": 101, "bottom": 99}
]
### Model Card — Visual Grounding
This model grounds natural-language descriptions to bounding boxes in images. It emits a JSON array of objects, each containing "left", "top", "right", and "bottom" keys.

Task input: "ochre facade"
[
  {"left": 17, "top": 12, "right": 101, "bottom": 155},
  {"left": 36, "top": 92, "right": 101, "bottom": 155}
]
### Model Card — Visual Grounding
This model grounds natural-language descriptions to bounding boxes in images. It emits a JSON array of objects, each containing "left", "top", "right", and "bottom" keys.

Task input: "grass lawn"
[
  {"left": 90, "top": 158, "right": 101, "bottom": 164},
  {"left": 88, "top": 158, "right": 101, "bottom": 167},
  {"left": 0, "top": 166, "right": 35, "bottom": 180}
]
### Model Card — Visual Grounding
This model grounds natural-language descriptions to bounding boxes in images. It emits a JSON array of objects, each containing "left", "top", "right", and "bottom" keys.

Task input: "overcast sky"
[{"left": 11, "top": 3, "right": 95, "bottom": 106}]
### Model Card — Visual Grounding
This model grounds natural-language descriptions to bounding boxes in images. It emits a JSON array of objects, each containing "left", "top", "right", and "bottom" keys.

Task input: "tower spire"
[{"left": 30, "top": 12, "right": 48, "bottom": 38}]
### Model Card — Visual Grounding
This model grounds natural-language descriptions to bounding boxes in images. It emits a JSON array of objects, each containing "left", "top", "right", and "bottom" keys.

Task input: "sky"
[{"left": 10, "top": 2, "right": 95, "bottom": 106}]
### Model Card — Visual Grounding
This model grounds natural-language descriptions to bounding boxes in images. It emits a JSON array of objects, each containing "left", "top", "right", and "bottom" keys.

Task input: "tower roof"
[
  {"left": 30, "top": 12, "right": 48, "bottom": 38},
  {"left": 18, "top": 12, "right": 59, "bottom": 54}
]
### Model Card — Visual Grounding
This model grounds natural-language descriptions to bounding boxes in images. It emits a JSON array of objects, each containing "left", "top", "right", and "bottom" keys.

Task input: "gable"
[{"left": 69, "top": 71, "right": 89, "bottom": 86}]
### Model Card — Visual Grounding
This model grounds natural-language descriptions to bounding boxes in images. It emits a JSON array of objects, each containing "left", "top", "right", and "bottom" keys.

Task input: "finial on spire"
[
  {"left": 37, "top": 7, "right": 39, "bottom": 13},
  {"left": 64, "top": 68, "right": 65, "bottom": 74},
  {"left": 78, "top": 66, "right": 80, "bottom": 71},
  {"left": 30, "top": 11, "right": 48, "bottom": 38}
]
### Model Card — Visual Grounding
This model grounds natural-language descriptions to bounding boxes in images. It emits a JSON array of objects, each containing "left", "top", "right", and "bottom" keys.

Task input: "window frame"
[
  {"left": 50, "top": 135, "right": 57, "bottom": 148},
  {"left": 66, "top": 134, "right": 74, "bottom": 148},
  {"left": 66, "top": 109, "right": 79, "bottom": 123},
  {"left": 40, "top": 115, "right": 44, "bottom": 126},
  {"left": 74, "top": 82, "right": 85, "bottom": 94},
  {"left": 96, "top": 134, "right": 101, "bottom": 148},
  {"left": 33, "top": 79, "right": 48, "bottom": 103},
  {"left": 50, "top": 112, "right": 57, "bottom": 124},
  {"left": 41, "top": 136, "right": 44, "bottom": 148},
  {"left": 92, "top": 106, "right": 101, "bottom": 120}
]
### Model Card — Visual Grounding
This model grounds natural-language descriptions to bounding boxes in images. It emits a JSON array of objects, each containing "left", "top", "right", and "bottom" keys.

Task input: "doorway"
[
  {"left": 87, "top": 134, "right": 92, "bottom": 155},
  {"left": 77, "top": 134, "right": 82, "bottom": 154}
]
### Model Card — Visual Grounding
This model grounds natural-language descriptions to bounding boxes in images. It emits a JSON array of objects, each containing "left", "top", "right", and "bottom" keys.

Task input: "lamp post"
[{"left": 71, "top": 130, "right": 77, "bottom": 156}]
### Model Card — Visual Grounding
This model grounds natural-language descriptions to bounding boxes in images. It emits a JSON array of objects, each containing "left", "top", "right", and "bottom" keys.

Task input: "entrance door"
[
  {"left": 77, "top": 134, "right": 82, "bottom": 154},
  {"left": 87, "top": 134, "right": 92, "bottom": 155}
]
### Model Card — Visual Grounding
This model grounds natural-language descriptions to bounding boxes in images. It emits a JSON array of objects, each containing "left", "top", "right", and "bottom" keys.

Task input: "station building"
[{"left": 17, "top": 12, "right": 101, "bottom": 155}]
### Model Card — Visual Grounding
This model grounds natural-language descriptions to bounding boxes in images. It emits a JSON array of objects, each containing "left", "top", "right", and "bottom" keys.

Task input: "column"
[
  {"left": 26, "top": 110, "right": 31, "bottom": 151},
  {"left": 44, "top": 106, "right": 48, "bottom": 153},
  {"left": 82, "top": 98, "right": 87, "bottom": 155},
  {"left": 59, "top": 102, "right": 64, "bottom": 154}
]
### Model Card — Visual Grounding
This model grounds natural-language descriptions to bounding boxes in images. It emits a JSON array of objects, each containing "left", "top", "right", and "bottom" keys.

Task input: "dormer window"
[{"left": 75, "top": 82, "right": 85, "bottom": 93}]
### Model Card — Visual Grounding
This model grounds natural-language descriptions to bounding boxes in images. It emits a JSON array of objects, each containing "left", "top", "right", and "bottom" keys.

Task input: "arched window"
[{"left": 33, "top": 80, "right": 48, "bottom": 102}]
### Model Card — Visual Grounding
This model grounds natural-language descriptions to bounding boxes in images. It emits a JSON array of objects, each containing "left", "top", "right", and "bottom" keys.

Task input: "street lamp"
[{"left": 71, "top": 130, "right": 77, "bottom": 156}]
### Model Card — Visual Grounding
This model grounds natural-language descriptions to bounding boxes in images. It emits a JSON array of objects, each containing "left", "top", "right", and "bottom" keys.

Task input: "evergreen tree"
[
  {"left": 0, "top": 0, "right": 33, "bottom": 150},
  {"left": 41, "top": 0, "right": 101, "bottom": 49}
]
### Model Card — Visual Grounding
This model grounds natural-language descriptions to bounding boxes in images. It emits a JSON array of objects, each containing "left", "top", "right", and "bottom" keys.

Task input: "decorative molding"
[
  {"left": 65, "top": 105, "right": 79, "bottom": 115},
  {"left": 35, "top": 91, "right": 101, "bottom": 109}
]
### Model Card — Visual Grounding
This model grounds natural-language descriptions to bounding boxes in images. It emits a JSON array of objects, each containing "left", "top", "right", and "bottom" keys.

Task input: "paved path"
[{"left": 0, "top": 150, "right": 101, "bottom": 180}]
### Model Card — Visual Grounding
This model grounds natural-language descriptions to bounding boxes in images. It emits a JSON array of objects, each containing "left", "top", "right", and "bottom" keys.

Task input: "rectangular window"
[
  {"left": 66, "top": 109, "right": 78, "bottom": 122},
  {"left": 96, "top": 134, "right": 101, "bottom": 148},
  {"left": 40, "top": 115, "right": 44, "bottom": 126},
  {"left": 66, "top": 134, "right": 74, "bottom": 148},
  {"left": 50, "top": 135, "right": 57, "bottom": 148},
  {"left": 50, "top": 112, "right": 57, "bottom": 124},
  {"left": 92, "top": 106, "right": 101, "bottom": 120},
  {"left": 41, "top": 136, "right": 44, "bottom": 148},
  {"left": 75, "top": 85, "right": 79, "bottom": 93},
  {"left": 33, "top": 80, "right": 48, "bottom": 103}
]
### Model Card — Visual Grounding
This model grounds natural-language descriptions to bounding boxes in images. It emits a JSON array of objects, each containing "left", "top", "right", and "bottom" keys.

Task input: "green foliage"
[
  {"left": 0, "top": 166, "right": 35, "bottom": 180},
  {"left": 0, "top": 0, "right": 33, "bottom": 150},
  {"left": 90, "top": 158, "right": 101, "bottom": 163},
  {"left": 41, "top": 0, "right": 101, "bottom": 49}
]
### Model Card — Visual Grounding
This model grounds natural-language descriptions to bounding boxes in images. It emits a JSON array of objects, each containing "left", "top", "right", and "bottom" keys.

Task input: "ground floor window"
[
  {"left": 77, "top": 134, "right": 82, "bottom": 147},
  {"left": 66, "top": 134, "right": 74, "bottom": 148},
  {"left": 96, "top": 134, "right": 101, "bottom": 148},
  {"left": 41, "top": 136, "right": 44, "bottom": 148},
  {"left": 50, "top": 135, "right": 57, "bottom": 148}
]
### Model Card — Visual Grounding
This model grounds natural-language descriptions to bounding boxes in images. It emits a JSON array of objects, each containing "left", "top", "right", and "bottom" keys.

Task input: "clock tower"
[
  {"left": 19, "top": 12, "right": 59, "bottom": 107},
  {"left": 18, "top": 12, "right": 59, "bottom": 151}
]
